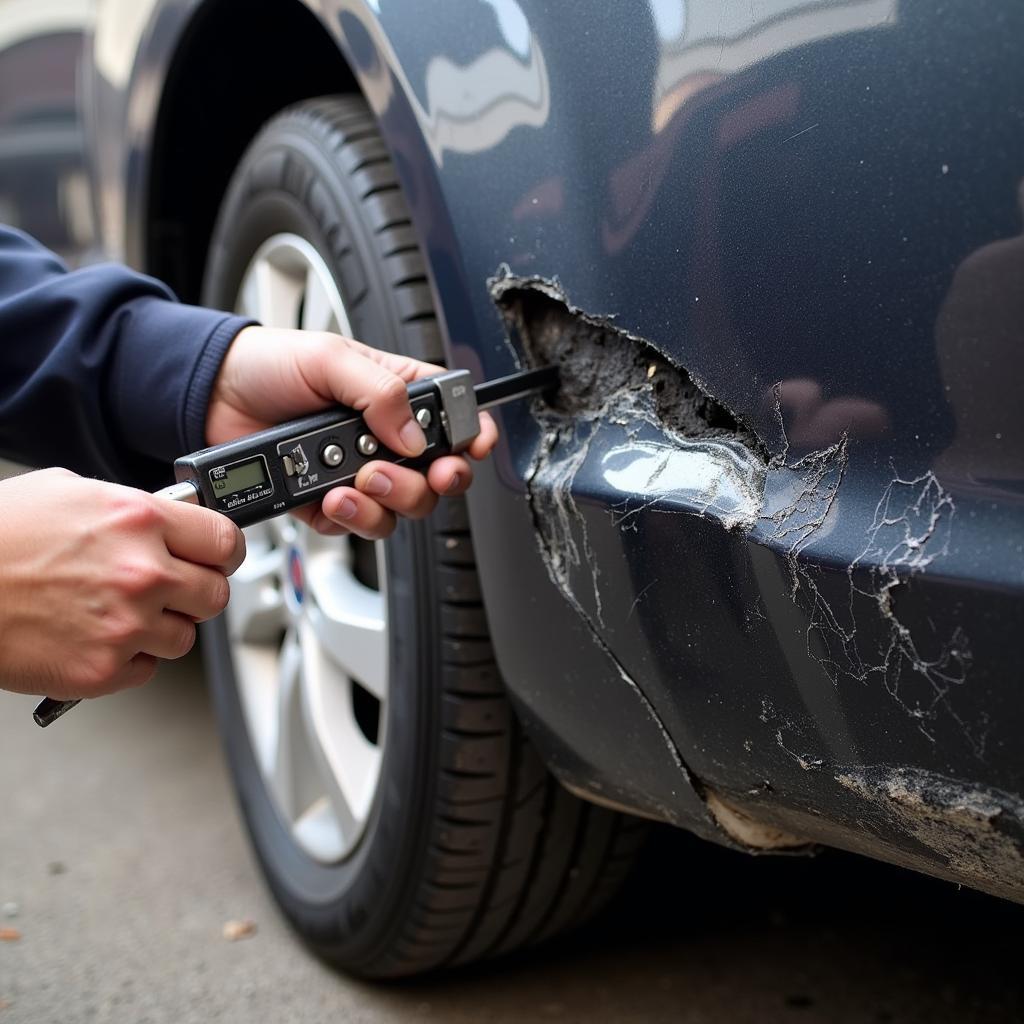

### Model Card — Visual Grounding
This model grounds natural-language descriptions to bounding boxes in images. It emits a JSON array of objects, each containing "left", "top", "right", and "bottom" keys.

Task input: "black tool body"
[
  {"left": 177, "top": 377, "right": 446, "bottom": 528},
  {"left": 170, "top": 366, "right": 556, "bottom": 527},
  {"left": 33, "top": 366, "right": 557, "bottom": 727}
]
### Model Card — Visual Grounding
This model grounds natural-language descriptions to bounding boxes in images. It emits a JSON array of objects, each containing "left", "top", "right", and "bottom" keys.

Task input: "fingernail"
[
  {"left": 445, "top": 472, "right": 462, "bottom": 494},
  {"left": 363, "top": 472, "right": 392, "bottom": 497},
  {"left": 334, "top": 497, "right": 358, "bottom": 520},
  {"left": 399, "top": 418, "right": 427, "bottom": 456}
]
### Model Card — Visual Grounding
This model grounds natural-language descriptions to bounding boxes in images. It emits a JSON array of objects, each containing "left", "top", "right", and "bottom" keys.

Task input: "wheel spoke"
[
  {"left": 236, "top": 269, "right": 261, "bottom": 320},
  {"left": 291, "top": 798, "right": 344, "bottom": 862},
  {"left": 306, "top": 556, "right": 387, "bottom": 700},
  {"left": 265, "top": 628, "right": 303, "bottom": 817},
  {"left": 227, "top": 232, "right": 388, "bottom": 865},
  {"left": 301, "top": 263, "right": 338, "bottom": 333},
  {"left": 297, "top": 620, "right": 380, "bottom": 840},
  {"left": 254, "top": 255, "right": 304, "bottom": 327},
  {"left": 226, "top": 541, "right": 286, "bottom": 644}
]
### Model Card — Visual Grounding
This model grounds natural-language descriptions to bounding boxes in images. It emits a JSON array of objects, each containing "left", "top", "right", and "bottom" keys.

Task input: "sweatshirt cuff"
[
  {"left": 110, "top": 297, "right": 255, "bottom": 465},
  {"left": 181, "top": 313, "right": 256, "bottom": 453}
]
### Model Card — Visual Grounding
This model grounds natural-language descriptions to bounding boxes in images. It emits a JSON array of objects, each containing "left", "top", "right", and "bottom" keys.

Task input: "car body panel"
[
  {"left": 367, "top": 0, "right": 1024, "bottom": 894},
  {"left": 6, "top": 0, "right": 1024, "bottom": 895}
]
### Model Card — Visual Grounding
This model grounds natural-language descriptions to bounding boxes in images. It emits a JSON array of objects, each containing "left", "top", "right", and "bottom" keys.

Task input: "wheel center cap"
[{"left": 287, "top": 547, "right": 305, "bottom": 605}]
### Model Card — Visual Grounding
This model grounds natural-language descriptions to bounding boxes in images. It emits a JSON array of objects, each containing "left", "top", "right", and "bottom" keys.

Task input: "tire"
[{"left": 200, "top": 95, "right": 646, "bottom": 978}]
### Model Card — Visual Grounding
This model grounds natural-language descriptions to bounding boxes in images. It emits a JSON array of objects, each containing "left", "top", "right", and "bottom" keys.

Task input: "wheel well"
[{"left": 145, "top": 0, "right": 357, "bottom": 303}]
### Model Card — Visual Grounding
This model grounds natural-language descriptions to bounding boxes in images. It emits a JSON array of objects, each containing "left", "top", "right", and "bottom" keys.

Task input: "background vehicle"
[{"left": 3, "top": 0, "right": 1023, "bottom": 977}]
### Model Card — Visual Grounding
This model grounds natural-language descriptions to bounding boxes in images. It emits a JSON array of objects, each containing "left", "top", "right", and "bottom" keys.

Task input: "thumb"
[{"left": 317, "top": 342, "right": 428, "bottom": 457}]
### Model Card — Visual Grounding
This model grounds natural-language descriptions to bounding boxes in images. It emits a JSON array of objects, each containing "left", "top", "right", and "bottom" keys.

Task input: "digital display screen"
[{"left": 212, "top": 457, "right": 267, "bottom": 496}]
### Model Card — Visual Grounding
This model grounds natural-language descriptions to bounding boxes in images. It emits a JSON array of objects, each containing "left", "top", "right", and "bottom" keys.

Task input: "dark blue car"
[{"left": 2, "top": 0, "right": 1022, "bottom": 977}]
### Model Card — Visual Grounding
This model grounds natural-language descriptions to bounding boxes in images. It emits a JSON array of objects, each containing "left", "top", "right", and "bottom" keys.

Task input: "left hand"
[{"left": 206, "top": 326, "right": 499, "bottom": 539}]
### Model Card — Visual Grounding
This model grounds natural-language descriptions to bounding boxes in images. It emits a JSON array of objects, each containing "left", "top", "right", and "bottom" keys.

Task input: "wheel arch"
[{"left": 138, "top": 0, "right": 358, "bottom": 302}]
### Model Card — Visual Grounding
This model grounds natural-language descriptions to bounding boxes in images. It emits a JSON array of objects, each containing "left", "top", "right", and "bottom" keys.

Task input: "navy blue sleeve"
[{"left": 0, "top": 227, "right": 254, "bottom": 488}]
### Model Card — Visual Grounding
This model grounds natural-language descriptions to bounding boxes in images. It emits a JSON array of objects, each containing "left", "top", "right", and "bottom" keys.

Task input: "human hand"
[
  {"left": 0, "top": 468, "right": 245, "bottom": 700},
  {"left": 205, "top": 327, "right": 499, "bottom": 539}
]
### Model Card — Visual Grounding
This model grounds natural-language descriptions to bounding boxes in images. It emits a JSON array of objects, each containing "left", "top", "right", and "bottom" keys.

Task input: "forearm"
[{"left": 0, "top": 227, "right": 251, "bottom": 487}]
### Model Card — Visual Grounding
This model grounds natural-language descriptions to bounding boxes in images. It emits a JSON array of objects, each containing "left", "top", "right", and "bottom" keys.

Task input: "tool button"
[
  {"left": 356, "top": 434, "right": 378, "bottom": 457},
  {"left": 321, "top": 443, "right": 344, "bottom": 468},
  {"left": 415, "top": 407, "right": 432, "bottom": 429},
  {"left": 287, "top": 444, "right": 309, "bottom": 476}
]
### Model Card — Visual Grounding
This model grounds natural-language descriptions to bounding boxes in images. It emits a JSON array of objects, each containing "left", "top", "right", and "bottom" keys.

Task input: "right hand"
[{"left": 0, "top": 467, "right": 245, "bottom": 701}]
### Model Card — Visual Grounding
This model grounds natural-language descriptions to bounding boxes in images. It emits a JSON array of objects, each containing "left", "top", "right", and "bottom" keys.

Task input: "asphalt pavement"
[{"left": 1, "top": 652, "right": 1022, "bottom": 1024}]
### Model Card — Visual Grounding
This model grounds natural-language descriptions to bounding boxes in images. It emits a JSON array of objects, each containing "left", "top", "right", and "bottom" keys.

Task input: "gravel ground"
[{"left": 1, "top": 652, "right": 1022, "bottom": 1024}]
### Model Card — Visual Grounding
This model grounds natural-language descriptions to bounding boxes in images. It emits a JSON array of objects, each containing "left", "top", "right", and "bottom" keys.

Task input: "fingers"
[
  {"left": 100, "top": 653, "right": 159, "bottom": 694},
  {"left": 341, "top": 337, "right": 446, "bottom": 382},
  {"left": 289, "top": 504, "right": 352, "bottom": 536},
  {"left": 465, "top": 412, "right": 498, "bottom": 461},
  {"left": 305, "top": 456, "right": 477, "bottom": 538},
  {"left": 320, "top": 487, "right": 396, "bottom": 540},
  {"left": 161, "top": 501, "right": 246, "bottom": 574},
  {"left": 139, "top": 611, "right": 197, "bottom": 660},
  {"left": 424, "top": 456, "right": 474, "bottom": 497},
  {"left": 354, "top": 461, "right": 444, "bottom": 519},
  {"left": 164, "top": 561, "right": 232, "bottom": 622},
  {"left": 312, "top": 340, "right": 430, "bottom": 458},
  {"left": 300, "top": 333, "right": 503, "bottom": 461}
]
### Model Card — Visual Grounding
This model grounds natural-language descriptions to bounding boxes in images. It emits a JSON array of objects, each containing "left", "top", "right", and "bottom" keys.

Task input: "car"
[{"left": 3, "top": 0, "right": 1022, "bottom": 978}]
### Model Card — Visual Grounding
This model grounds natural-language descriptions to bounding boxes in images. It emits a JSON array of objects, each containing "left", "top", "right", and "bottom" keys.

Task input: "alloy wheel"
[{"left": 227, "top": 233, "right": 388, "bottom": 864}]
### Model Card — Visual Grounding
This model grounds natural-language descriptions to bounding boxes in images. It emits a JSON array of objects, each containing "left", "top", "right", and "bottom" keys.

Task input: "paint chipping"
[
  {"left": 705, "top": 791, "right": 811, "bottom": 851},
  {"left": 838, "top": 766, "right": 1024, "bottom": 901},
  {"left": 775, "top": 729, "right": 825, "bottom": 771},
  {"left": 490, "top": 268, "right": 769, "bottom": 575},
  {"left": 490, "top": 269, "right": 767, "bottom": 457}
]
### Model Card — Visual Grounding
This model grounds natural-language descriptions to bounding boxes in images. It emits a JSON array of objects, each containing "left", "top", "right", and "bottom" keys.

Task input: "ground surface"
[{"left": 1, "top": 653, "right": 1022, "bottom": 1024}]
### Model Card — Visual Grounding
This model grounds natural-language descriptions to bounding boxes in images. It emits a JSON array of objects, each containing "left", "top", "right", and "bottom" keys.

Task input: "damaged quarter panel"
[{"left": 375, "top": 1, "right": 1024, "bottom": 894}]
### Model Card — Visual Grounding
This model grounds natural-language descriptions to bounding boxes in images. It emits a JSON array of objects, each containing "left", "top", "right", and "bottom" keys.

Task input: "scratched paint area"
[
  {"left": 490, "top": 271, "right": 980, "bottom": 808},
  {"left": 760, "top": 457, "right": 979, "bottom": 754},
  {"left": 836, "top": 766, "right": 1024, "bottom": 901}
]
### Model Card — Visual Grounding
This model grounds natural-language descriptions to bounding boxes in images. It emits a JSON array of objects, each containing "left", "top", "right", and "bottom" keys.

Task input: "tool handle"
[{"left": 33, "top": 696, "right": 82, "bottom": 727}]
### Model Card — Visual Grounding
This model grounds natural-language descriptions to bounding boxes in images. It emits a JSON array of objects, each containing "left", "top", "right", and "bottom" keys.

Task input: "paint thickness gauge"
[
  {"left": 163, "top": 366, "right": 556, "bottom": 527},
  {"left": 33, "top": 366, "right": 558, "bottom": 727}
]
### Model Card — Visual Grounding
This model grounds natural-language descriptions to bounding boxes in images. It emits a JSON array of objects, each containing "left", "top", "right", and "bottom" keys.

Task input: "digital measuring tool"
[{"left": 33, "top": 365, "right": 557, "bottom": 727}]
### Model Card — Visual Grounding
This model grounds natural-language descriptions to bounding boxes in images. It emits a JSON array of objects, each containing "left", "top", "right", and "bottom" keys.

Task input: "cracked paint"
[{"left": 764, "top": 459, "right": 979, "bottom": 755}]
